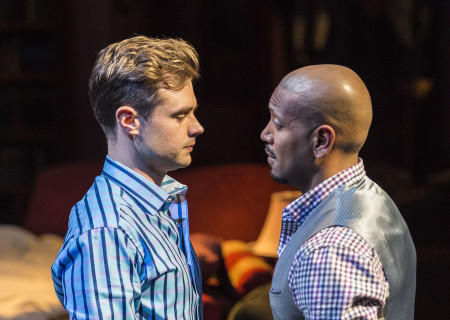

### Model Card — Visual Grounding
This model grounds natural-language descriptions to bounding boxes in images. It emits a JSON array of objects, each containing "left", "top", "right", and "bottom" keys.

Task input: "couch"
[{"left": 18, "top": 159, "right": 296, "bottom": 319}]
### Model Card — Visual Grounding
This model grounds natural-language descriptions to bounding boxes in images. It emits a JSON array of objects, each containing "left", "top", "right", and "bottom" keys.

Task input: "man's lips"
[
  {"left": 185, "top": 142, "right": 196, "bottom": 151},
  {"left": 264, "top": 145, "right": 276, "bottom": 160}
]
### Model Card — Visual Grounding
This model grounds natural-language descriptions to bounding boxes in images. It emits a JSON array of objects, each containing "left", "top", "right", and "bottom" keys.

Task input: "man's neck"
[
  {"left": 108, "top": 142, "right": 165, "bottom": 187},
  {"left": 303, "top": 153, "right": 359, "bottom": 193}
]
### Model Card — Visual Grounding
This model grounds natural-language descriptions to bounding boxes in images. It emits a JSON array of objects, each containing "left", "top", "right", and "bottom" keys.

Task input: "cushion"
[
  {"left": 221, "top": 240, "right": 273, "bottom": 296},
  {"left": 191, "top": 233, "right": 222, "bottom": 282},
  {"left": 202, "top": 293, "right": 223, "bottom": 320}
]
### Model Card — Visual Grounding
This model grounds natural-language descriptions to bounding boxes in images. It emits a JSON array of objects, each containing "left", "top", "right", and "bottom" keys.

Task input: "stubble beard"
[{"left": 270, "top": 171, "right": 289, "bottom": 185}]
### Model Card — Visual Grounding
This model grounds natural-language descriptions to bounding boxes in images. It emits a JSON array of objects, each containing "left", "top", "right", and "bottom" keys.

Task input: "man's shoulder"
[
  {"left": 342, "top": 175, "right": 387, "bottom": 196},
  {"left": 336, "top": 175, "right": 398, "bottom": 211},
  {"left": 300, "top": 226, "right": 376, "bottom": 259},
  {"left": 66, "top": 175, "right": 128, "bottom": 236}
]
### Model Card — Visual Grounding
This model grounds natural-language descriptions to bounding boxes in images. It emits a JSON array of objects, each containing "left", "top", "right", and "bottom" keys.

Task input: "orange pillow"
[{"left": 221, "top": 240, "right": 273, "bottom": 296}]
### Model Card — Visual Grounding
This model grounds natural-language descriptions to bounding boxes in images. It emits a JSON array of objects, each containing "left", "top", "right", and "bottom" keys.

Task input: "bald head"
[{"left": 280, "top": 64, "right": 372, "bottom": 154}]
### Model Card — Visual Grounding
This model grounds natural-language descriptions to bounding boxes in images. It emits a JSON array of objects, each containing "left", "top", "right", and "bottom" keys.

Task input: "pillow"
[
  {"left": 221, "top": 240, "right": 273, "bottom": 296},
  {"left": 191, "top": 233, "right": 222, "bottom": 282},
  {"left": 202, "top": 293, "right": 223, "bottom": 320}
]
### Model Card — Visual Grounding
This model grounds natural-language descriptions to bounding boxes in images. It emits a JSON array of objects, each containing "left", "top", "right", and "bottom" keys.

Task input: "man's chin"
[
  {"left": 270, "top": 171, "right": 288, "bottom": 185},
  {"left": 169, "top": 157, "right": 192, "bottom": 171}
]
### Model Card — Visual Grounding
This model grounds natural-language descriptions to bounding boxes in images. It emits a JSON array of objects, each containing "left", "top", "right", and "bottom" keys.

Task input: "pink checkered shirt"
[{"left": 279, "top": 159, "right": 389, "bottom": 319}]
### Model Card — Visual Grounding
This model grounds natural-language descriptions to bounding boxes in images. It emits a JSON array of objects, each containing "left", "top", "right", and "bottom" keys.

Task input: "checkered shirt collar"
[{"left": 278, "top": 158, "right": 366, "bottom": 255}]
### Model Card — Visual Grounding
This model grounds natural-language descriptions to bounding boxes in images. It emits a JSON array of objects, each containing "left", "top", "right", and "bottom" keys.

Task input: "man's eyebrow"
[
  {"left": 267, "top": 104, "right": 276, "bottom": 114},
  {"left": 172, "top": 105, "right": 198, "bottom": 115}
]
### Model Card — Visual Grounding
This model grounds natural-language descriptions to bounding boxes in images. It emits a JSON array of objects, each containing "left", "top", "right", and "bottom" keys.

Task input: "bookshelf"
[{"left": 0, "top": 0, "right": 57, "bottom": 224}]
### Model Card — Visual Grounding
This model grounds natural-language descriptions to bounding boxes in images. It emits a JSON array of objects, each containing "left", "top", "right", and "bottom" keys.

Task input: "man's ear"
[
  {"left": 116, "top": 106, "right": 140, "bottom": 137},
  {"left": 312, "top": 125, "right": 335, "bottom": 158}
]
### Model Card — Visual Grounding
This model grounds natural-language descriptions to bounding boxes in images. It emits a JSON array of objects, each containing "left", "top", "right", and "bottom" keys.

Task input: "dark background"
[{"left": 1, "top": 0, "right": 449, "bottom": 317}]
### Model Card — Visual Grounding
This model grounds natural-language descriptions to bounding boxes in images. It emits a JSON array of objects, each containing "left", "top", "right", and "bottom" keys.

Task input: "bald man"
[{"left": 261, "top": 65, "right": 416, "bottom": 319}]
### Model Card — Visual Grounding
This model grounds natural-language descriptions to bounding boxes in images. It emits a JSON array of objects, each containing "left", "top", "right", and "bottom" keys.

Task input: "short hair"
[{"left": 88, "top": 36, "right": 200, "bottom": 140}]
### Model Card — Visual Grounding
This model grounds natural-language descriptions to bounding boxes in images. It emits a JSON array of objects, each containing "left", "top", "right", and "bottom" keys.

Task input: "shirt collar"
[
  {"left": 283, "top": 158, "right": 366, "bottom": 226},
  {"left": 102, "top": 157, "right": 195, "bottom": 277},
  {"left": 101, "top": 156, "right": 187, "bottom": 214}
]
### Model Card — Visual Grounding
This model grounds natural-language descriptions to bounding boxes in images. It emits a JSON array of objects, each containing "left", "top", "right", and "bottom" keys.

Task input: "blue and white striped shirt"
[{"left": 51, "top": 156, "right": 202, "bottom": 319}]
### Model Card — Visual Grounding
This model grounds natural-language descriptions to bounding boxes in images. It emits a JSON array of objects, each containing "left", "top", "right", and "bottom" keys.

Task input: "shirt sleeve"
[
  {"left": 288, "top": 226, "right": 389, "bottom": 320},
  {"left": 58, "top": 227, "right": 144, "bottom": 319}
]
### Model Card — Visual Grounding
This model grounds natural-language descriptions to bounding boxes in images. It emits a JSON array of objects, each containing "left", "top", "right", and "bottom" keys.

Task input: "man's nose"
[
  {"left": 190, "top": 116, "right": 204, "bottom": 137},
  {"left": 260, "top": 124, "right": 273, "bottom": 143}
]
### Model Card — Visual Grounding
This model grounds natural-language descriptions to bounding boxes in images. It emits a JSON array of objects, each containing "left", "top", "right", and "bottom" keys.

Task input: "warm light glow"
[{"left": 250, "top": 190, "right": 302, "bottom": 258}]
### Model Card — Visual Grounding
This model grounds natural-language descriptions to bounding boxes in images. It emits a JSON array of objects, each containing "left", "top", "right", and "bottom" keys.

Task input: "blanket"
[{"left": 0, "top": 225, "right": 67, "bottom": 320}]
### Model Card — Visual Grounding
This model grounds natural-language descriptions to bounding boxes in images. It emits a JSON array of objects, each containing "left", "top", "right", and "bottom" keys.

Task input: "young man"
[
  {"left": 52, "top": 36, "right": 204, "bottom": 319},
  {"left": 261, "top": 65, "right": 416, "bottom": 319}
]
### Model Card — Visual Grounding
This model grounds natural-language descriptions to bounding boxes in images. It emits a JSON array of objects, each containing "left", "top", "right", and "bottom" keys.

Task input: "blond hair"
[{"left": 88, "top": 36, "right": 200, "bottom": 139}]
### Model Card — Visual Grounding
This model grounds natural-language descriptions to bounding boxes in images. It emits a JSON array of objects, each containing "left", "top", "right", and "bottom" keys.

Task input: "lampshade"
[{"left": 250, "top": 190, "right": 302, "bottom": 258}]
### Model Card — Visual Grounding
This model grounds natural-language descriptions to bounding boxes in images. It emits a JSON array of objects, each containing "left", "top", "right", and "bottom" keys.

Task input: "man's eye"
[
  {"left": 176, "top": 113, "right": 187, "bottom": 120},
  {"left": 273, "top": 120, "right": 282, "bottom": 129}
]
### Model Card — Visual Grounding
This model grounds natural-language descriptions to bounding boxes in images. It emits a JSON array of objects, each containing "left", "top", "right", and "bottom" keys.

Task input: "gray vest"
[{"left": 270, "top": 176, "right": 416, "bottom": 320}]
